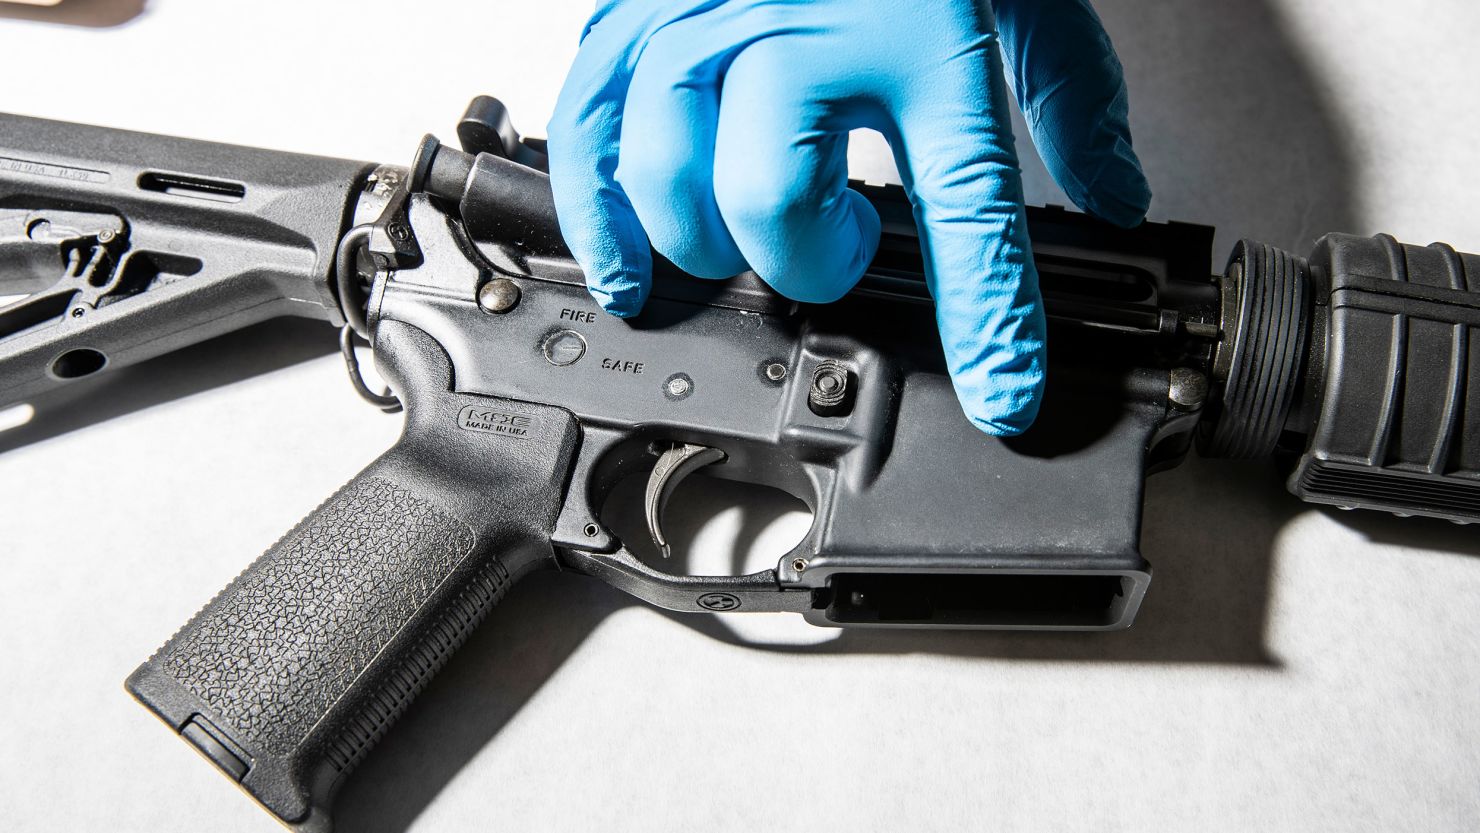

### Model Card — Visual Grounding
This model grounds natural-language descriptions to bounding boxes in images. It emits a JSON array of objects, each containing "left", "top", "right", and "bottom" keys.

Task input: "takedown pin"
[{"left": 644, "top": 443, "right": 726, "bottom": 558}]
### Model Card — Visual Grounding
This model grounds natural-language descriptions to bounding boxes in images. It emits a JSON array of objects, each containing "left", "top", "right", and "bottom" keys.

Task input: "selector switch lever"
[{"left": 644, "top": 443, "right": 726, "bottom": 558}]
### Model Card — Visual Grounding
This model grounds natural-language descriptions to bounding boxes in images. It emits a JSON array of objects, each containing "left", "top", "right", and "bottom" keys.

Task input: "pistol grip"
[{"left": 127, "top": 322, "right": 579, "bottom": 830}]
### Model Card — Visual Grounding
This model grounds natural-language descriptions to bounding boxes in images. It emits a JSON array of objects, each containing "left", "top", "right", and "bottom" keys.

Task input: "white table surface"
[{"left": 1, "top": 1, "right": 1478, "bottom": 831}]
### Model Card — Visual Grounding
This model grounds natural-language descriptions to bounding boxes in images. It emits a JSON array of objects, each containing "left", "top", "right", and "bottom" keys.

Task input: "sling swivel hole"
[{"left": 51, "top": 348, "right": 107, "bottom": 379}]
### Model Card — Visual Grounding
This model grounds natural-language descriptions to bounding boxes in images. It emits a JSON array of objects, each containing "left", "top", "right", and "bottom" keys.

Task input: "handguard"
[{"left": 0, "top": 97, "right": 1474, "bottom": 830}]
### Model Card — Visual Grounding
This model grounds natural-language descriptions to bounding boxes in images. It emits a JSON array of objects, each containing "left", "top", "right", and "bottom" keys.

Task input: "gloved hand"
[{"left": 547, "top": 0, "right": 1150, "bottom": 435}]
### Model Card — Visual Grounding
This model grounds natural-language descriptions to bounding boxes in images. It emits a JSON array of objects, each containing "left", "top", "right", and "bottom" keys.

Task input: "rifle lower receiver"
[{"left": 0, "top": 97, "right": 1474, "bottom": 830}]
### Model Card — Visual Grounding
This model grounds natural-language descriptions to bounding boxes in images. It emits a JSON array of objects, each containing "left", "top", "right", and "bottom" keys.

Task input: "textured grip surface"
[
  {"left": 127, "top": 468, "right": 528, "bottom": 829},
  {"left": 159, "top": 476, "right": 478, "bottom": 758},
  {"left": 128, "top": 321, "right": 581, "bottom": 831}
]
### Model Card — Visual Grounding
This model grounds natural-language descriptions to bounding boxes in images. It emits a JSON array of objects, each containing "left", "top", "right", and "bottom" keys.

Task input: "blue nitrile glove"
[{"left": 547, "top": 0, "right": 1150, "bottom": 435}]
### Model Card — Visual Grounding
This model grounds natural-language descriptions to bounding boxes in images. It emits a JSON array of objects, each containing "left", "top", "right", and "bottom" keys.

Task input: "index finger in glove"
[{"left": 892, "top": 12, "right": 1046, "bottom": 436}]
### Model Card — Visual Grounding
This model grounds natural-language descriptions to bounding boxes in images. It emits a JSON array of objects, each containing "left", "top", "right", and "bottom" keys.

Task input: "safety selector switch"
[{"left": 808, "top": 360, "right": 854, "bottom": 417}]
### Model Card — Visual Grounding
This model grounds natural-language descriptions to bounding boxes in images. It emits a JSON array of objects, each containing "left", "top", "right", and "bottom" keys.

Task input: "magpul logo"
[{"left": 457, "top": 405, "right": 536, "bottom": 439}]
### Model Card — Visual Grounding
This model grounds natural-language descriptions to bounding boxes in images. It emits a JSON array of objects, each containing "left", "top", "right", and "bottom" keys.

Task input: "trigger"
[{"left": 644, "top": 443, "right": 726, "bottom": 558}]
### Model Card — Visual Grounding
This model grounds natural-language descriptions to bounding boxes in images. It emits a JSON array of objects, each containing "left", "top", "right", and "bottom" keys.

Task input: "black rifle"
[{"left": 1, "top": 97, "right": 1475, "bottom": 831}]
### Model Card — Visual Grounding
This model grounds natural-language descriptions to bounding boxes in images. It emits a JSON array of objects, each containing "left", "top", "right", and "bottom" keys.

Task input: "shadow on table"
[
  {"left": 1320, "top": 507, "right": 1480, "bottom": 559},
  {"left": 0, "top": 0, "right": 145, "bottom": 28},
  {"left": 0, "top": 318, "right": 335, "bottom": 454}
]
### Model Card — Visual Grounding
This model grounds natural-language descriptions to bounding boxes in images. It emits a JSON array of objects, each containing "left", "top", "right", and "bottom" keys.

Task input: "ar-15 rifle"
[{"left": 1, "top": 97, "right": 1476, "bottom": 830}]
